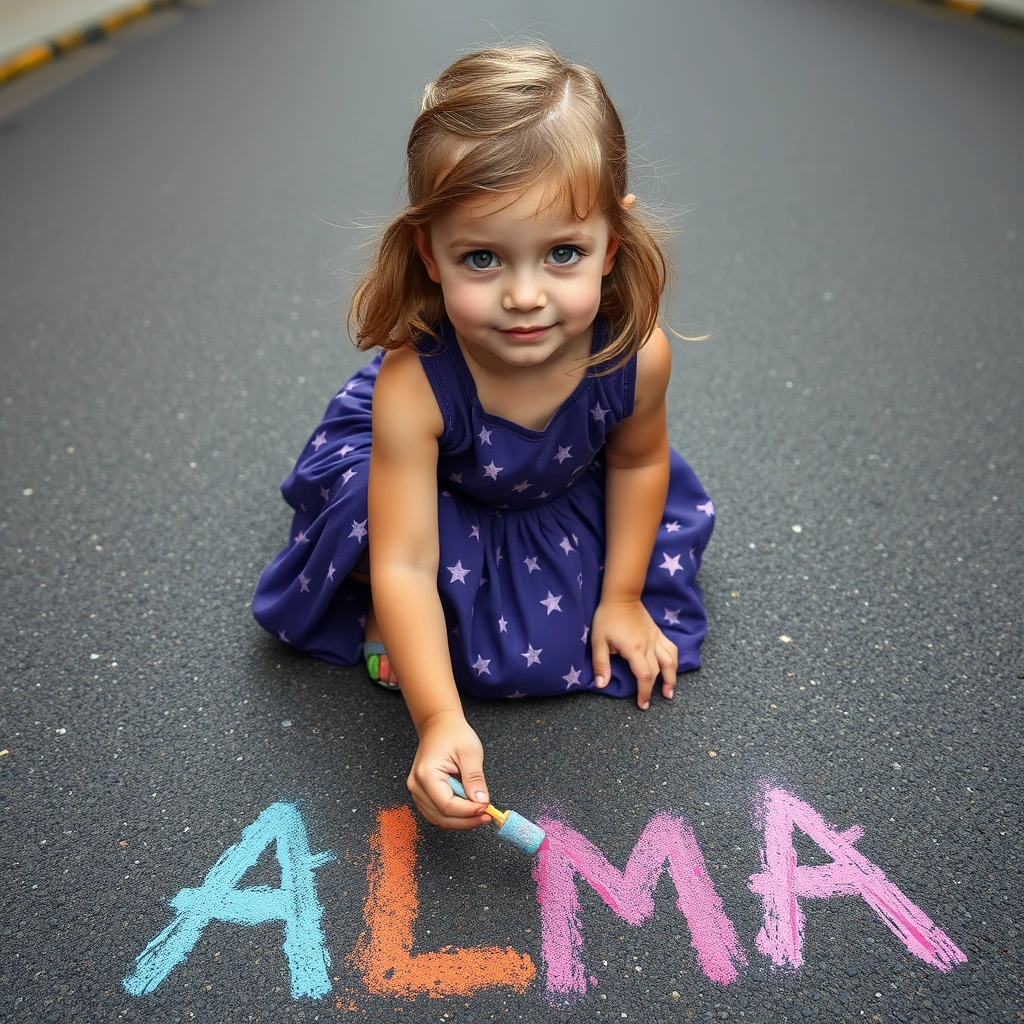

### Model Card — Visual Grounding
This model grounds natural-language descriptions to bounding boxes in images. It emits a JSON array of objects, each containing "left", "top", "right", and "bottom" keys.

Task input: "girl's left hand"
[{"left": 590, "top": 601, "right": 678, "bottom": 710}]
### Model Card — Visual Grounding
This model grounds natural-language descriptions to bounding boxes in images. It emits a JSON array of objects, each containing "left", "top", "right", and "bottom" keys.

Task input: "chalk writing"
[
  {"left": 748, "top": 784, "right": 967, "bottom": 972},
  {"left": 123, "top": 801, "right": 336, "bottom": 999},
  {"left": 533, "top": 814, "right": 748, "bottom": 1003},
  {"left": 122, "top": 784, "right": 967, "bottom": 1007},
  {"left": 348, "top": 804, "right": 536, "bottom": 998}
]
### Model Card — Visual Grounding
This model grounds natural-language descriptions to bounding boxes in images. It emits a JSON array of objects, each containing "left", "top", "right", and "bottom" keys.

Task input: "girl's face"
[{"left": 414, "top": 182, "right": 618, "bottom": 375}]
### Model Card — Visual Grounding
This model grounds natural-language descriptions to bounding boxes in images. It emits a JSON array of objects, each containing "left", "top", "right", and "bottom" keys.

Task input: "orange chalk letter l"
[{"left": 349, "top": 806, "right": 536, "bottom": 999}]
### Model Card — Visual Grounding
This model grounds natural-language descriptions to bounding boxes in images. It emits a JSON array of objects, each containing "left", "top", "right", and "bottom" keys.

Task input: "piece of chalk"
[
  {"left": 493, "top": 808, "right": 546, "bottom": 855},
  {"left": 447, "top": 775, "right": 546, "bottom": 855}
]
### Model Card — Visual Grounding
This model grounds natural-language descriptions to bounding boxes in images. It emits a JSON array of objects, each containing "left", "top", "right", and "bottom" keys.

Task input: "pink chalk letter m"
[{"left": 533, "top": 815, "right": 748, "bottom": 1002}]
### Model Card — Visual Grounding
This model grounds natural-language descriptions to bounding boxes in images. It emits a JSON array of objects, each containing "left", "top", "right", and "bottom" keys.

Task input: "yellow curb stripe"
[
  {"left": 53, "top": 29, "right": 88, "bottom": 54},
  {"left": 0, "top": 43, "right": 53, "bottom": 85},
  {"left": 0, "top": 1, "right": 179, "bottom": 90},
  {"left": 100, "top": 3, "right": 152, "bottom": 34},
  {"left": 916, "top": 0, "right": 1024, "bottom": 30}
]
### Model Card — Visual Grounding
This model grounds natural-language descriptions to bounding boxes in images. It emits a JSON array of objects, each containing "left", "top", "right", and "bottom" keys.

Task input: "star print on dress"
[
  {"left": 340, "top": 444, "right": 355, "bottom": 456},
  {"left": 512, "top": 480, "right": 531, "bottom": 493},
  {"left": 581, "top": 624, "right": 590, "bottom": 644},
  {"left": 540, "top": 592, "right": 563, "bottom": 615},
  {"left": 299, "top": 573, "right": 311, "bottom": 593},
  {"left": 326, "top": 562, "right": 336, "bottom": 581},
  {"left": 559, "top": 535, "right": 575, "bottom": 556},
  {"left": 697, "top": 500, "right": 715, "bottom": 517},
  {"left": 450, "top": 472, "right": 463, "bottom": 484},
  {"left": 278, "top": 630, "right": 289, "bottom": 643},
  {"left": 341, "top": 468, "right": 357, "bottom": 487},
  {"left": 478, "top": 425, "right": 492, "bottom": 445},
  {"left": 663, "top": 608, "right": 682, "bottom": 625},
  {"left": 482, "top": 461, "right": 503, "bottom": 480},
  {"left": 348, "top": 519, "right": 367, "bottom": 542},
  {"left": 521, "top": 644, "right": 542, "bottom": 666},
  {"left": 447, "top": 560, "right": 471, "bottom": 584},
  {"left": 660, "top": 553, "right": 684, "bottom": 576},
  {"left": 320, "top": 486, "right": 331, "bottom": 502},
  {"left": 524, "top": 556, "right": 541, "bottom": 573},
  {"left": 294, "top": 530, "right": 309, "bottom": 545},
  {"left": 554, "top": 445, "right": 572, "bottom": 463},
  {"left": 470, "top": 525, "right": 480, "bottom": 540},
  {"left": 498, "top": 615, "right": 508, "bottom": 633},
  {"left": 690, "top": 545, "right": 697, "bottom": 566},
  {"left": 312, "top": 432, "right": 327, "bottom": 450},
  {"left": 563, "top": 665, "right": 583, "bottom": 688},
  {"left": 507, "top": 691, "right": 527, "bottom": 699},
  {"left": 665, "top": 521, "right": 682, "bottom": 533},
  {"left": 472, "top": 655, "right": 491, "bottom": 676},
  {"left": 590, "top": 402, "right": 609, "bottom": 422}
]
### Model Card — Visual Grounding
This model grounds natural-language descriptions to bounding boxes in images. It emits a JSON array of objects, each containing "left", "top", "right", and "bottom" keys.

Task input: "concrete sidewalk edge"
[
  {"left": 923, "top": 0, "right": 1024, "bottom": 29},
  {"left": 0, "top": 0, "right": 179, "bottom": 87},
  {"left": 0, "top": 0, "right": 1020, "bottom": 96}
]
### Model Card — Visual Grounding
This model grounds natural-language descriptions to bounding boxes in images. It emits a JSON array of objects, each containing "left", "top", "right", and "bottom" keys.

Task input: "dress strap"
[{"left": 414, "top": 324, "right": 474, "bottom": 455}]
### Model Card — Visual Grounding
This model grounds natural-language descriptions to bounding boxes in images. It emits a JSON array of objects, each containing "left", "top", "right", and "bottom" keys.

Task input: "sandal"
[{"left": 363, "top": 641, "right": 400, "bottom": 691}]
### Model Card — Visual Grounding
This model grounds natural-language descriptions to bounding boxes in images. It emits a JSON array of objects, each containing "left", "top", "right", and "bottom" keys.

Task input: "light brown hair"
[{"left": 348, "top": 44, "right": 673, "bottom": 373}]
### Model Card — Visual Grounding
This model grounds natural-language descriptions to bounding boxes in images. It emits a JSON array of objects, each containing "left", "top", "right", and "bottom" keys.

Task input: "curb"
[
  {"left": 0, "top": 0, "right": 179, "bottom": 88},
  {"left": 920, "top": 0, "right": 1024, "bottom": 30}
]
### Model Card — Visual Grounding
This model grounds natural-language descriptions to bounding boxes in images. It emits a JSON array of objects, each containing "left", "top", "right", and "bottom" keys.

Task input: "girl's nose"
[{"left": 502, "top": 271, "right": 546, "bottom": 312}]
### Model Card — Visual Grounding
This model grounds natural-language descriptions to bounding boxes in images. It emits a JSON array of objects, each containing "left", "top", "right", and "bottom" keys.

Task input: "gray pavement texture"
[{"left": 1, "top": 0, "right": 1021, "bottom": 1021}]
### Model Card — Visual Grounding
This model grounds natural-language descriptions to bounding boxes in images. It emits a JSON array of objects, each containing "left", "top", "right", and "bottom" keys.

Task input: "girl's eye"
[
  {"left": 463, "top": 250, "right": 499, "bottom": 271},
  {"left": 548, "top": 245, "right": 582, "bottom": 267}
]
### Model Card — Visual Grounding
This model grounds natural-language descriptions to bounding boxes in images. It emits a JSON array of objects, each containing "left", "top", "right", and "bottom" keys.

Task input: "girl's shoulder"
[
  {"left": 373, "top": 345, "right": 445, "bottom": 439},
  {"left": 631, "top": 326, "right": 671, "bottom": 413}
]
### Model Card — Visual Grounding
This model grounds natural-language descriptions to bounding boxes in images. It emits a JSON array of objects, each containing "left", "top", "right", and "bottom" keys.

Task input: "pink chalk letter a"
[
  {"left": 533, "top": 815, "right": 748, "bottom": 1003},
  {"left": 748, "top": 785, "right": 967, "bottom": 971}
]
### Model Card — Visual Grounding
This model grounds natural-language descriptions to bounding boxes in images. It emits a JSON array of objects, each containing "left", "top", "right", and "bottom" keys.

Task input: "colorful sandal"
[{"left": 363, "top": 641, "right": 400, "bottom": 691}]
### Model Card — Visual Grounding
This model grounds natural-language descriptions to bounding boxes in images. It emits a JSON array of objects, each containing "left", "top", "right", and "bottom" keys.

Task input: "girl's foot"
[{"left": 364, "top": 601, "right": 400, "bottom": 690}]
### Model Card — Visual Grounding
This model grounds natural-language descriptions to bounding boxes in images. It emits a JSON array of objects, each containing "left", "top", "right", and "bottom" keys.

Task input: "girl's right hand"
[{"left": 407, "top": 711, "right": 491, "bottom": 830}]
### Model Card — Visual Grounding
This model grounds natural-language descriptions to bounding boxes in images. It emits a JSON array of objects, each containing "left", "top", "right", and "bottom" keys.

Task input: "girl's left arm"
[{"left": 592, "top": 326, "right": 678, "bottom": 710}]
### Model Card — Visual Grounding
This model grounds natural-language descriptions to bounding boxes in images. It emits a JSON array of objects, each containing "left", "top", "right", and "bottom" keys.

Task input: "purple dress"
[{"left": 252, "top": 318, "right": 714, "bottom": 699}]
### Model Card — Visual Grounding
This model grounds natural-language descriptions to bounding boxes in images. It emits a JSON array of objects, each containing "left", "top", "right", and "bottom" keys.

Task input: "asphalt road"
[{"left": 1, "top": 1, "right": 1021, "bottom": 1021}]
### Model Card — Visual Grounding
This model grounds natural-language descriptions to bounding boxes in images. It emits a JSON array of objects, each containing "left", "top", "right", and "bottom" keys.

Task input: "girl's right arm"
[{"left": 368, "top": 346, "right": 491, "bottom": 829}]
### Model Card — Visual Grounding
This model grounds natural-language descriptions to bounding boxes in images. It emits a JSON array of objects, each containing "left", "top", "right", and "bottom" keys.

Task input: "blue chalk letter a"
[{"left": 123, "top": 802, "right": 336, "bottom": 999}]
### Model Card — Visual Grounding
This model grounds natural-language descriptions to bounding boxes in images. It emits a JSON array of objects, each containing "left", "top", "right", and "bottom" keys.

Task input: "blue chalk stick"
[{"left": 446, "top": 776, "right": 546, "bottom": 855}]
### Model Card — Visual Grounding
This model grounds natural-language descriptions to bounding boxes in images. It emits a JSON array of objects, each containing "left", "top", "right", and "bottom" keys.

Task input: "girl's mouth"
[{"left": 501, "top": 326, "right": 552, "bottom": 341}]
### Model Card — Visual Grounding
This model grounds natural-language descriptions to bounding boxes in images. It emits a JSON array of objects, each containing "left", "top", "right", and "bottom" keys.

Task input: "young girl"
[{"left": 252, "top": 45, "right": 714, "bottom": 830}]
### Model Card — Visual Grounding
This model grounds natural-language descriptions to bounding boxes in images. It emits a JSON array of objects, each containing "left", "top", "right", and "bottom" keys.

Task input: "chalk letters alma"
[{"left": 123, "top": 784, "right": 966, "bottom": 1005}]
